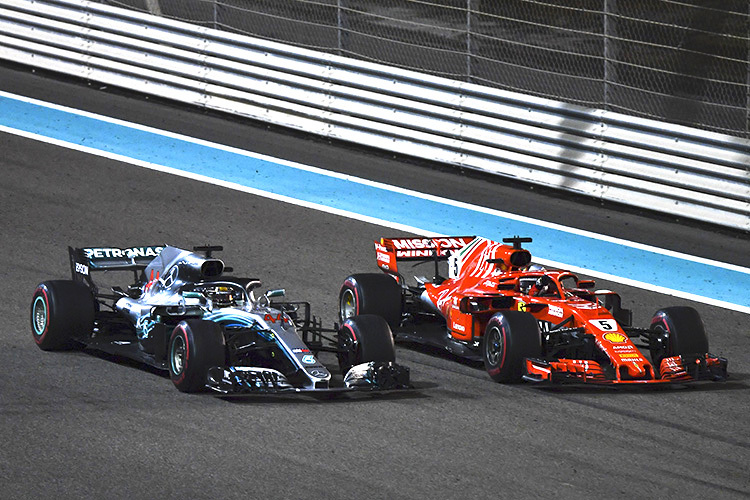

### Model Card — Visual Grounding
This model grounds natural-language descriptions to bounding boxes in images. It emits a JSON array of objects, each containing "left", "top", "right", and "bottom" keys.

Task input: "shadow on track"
[{"left": 73, "top": 346, "right": 438, "bottom": 403}]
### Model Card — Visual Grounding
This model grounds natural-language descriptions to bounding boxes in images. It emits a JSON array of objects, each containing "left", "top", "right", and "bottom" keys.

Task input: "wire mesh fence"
[{"left": 100, "top": 0, "right": 750, "bottom": 139}]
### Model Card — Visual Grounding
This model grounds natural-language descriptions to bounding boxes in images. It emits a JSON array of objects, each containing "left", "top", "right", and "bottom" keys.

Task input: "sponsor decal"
[
  {"left": 517, "top": 300, "right": 527, "bottom": 312},
  {"left": 301, "top": 354, "right": 316, "bottom": 364},
  {"left": 308, "top": 368, "right": 328, "bottom": 378},
  {"left": 84, "top": 246, "right": 163, "bottom": 259},
  {"left": 452, "top": 322, "right": 466, "bottom": 332},
  {"left": 603, "top": 332, "right": 628, "bottom": 343},
  {"left": 619, "top": 353, "right": 641, "bottom": 359},
  {"left": 548, "top": 305, "right": 563, "bottom": 318},
  {"left": 377, "top": 252, "right": 391, "bottom": 263},
  {"left": 74, "top": 262, "right": 89, "bottom": 276},
  {"left": 396, "top": 249, "right": 448, "bottom": 258},
  {"left": 374, "top": 242, "right": 387, "bottom": 252},
  {"left": 264, "top": 313, "right": 290, "bottom": 324},
  {"left": 390, "top": 237, "right": 470, "bottom": 251},
  {"left": 482, "top": 280, "right": 495, "bottom": 288},
  {"left": 162, "top": 265, "right": 178, "bottom": 288},
  {"left": 292, "top": 348, "right": 311, "bottom": 353}
]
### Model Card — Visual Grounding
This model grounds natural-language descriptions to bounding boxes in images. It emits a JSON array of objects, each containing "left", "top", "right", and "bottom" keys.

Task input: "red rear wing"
[{"left": 374, "top": 236, "right": 475, "bottom": 274}]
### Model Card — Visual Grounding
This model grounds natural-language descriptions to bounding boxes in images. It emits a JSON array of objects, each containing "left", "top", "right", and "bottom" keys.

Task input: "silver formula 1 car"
[{"left": 30, "top": 245, "right": 409, "bottom": 394}]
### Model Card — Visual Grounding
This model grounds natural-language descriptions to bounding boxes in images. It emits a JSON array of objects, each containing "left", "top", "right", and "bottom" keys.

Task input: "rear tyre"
[
  {"left": 339, "top": 273, "right": 402, "bottom": 329},
  {"left": 337, "top": 314, "right": 396, "bottom": 374},
  {"left": 169, "top": 320, "right": 226, "bottom": 393},
  {"left": 649, "top": 306, "right": 708, "bottom": 374},
  {"left": 483, "top": 311, "right": 542, "bottom": 383},
  {"left": 30, "top": 280, "right": 95, "bottom": 351}
]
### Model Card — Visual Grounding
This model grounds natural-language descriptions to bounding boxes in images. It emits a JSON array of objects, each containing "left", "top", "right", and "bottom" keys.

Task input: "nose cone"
[
  {"left": 618, "top": 357, "right": 654, "bottom": 381},
  {"left": 625, "top": 362, "right": 647, "bottom": 379}
]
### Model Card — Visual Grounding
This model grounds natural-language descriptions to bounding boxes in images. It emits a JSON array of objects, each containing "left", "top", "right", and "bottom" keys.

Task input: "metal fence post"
[
  {"left": 337, "top": 0, "right": 346, "bottom": 55},
  {"left": 144, "top": 0, "right": 161, "bottom": 16},
  {"left": 603, "top": 0, "right": 614, "bottom": 111},
  {"left": 466, "top": 0, "right": 472, "bottom": 83}
]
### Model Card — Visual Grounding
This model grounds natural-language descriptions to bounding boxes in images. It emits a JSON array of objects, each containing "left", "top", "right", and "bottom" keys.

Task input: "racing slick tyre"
[
  {"left": 30, "top": 280, "right": 95, "bottom": 351},
  {"left": 169, "top": 320, "right": 226, "bottom": 393},
  {"left": 339, "top": 273, "right": 402, "bottom": 329},
  {"left": 483, "top": 311, "right": 542, "bottom": 383},
  {"left": 337, "top": 315, "right": 396, "bottom": 374},
  {"left": 649, "top": 306, "right": 708, "bottom": 375}
]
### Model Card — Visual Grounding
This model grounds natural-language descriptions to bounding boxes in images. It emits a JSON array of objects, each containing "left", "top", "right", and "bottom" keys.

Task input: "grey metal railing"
[{"left": 0, "top": 0, "right": 748, "bottom": 230}]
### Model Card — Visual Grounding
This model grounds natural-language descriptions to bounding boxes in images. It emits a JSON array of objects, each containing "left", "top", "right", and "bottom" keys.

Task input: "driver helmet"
[
  {"left": 207, "top": 286, "right": 235, "bottom": 308},
  {"left": 531, "top": 275, "right": 554, "bottom": 297}
]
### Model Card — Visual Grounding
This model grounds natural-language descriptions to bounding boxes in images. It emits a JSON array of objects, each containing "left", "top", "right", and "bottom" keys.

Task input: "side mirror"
[
  {"left": 596, "top": 291, "right": 632, "bottom": 328},
  {"left": 245, "top": 280, "right": 262, "bottom": 293},
  {"left": 265, "top": 289, "right": 286, "bottom": 298}
]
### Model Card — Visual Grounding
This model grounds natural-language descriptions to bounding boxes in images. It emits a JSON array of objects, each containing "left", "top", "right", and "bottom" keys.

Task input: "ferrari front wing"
[{"left": 523, "top": 353, "right": 727, "bottom": 385}]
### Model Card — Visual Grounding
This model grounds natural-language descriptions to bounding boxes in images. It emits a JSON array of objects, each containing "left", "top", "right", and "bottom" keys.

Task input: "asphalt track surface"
[{"left": 1, "top": 64, "right": 749, "bottom": 499}]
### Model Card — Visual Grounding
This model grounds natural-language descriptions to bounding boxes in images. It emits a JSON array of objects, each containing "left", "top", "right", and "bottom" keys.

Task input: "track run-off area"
[{"left": 1, "top": 66, "right": 749, "bottom": 499}]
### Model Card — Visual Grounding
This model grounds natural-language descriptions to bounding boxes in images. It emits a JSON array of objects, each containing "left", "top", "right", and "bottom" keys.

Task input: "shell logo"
[{"left": 603, "top": 332, "right": 627, "bottom": 343}]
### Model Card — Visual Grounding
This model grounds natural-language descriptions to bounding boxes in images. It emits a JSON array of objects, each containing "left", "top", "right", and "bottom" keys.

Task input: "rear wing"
[
  {"left": 69, "top": 246, "right": 165, "bottom": 285},
  {"left": 374, "top": 236, "right": 475, "bottom": 274}
]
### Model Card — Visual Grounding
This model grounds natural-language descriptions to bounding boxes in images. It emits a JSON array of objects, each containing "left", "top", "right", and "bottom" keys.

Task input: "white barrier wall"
[{"left": 1, "top": 0, "right": 748, "bottom": 230}]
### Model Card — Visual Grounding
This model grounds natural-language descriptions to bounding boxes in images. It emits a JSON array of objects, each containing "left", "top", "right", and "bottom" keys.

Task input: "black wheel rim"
[
  {"left": 485, "top": 325, "right": 503, "bottom": 366},
  {"left": 650, "top": 324, "right": 669, "bottom": 367},
  {"left": 171, "top": 335, "right": 186, "bottom": 375},
  {"left": 32, "top": 295, "right": 47, "bottom": 337},
  {"left": 337, "top": 328, "right": 357, "bottom": 371},
  {"left": 340, "top": 289, "right": 356, "bottom": 321}
]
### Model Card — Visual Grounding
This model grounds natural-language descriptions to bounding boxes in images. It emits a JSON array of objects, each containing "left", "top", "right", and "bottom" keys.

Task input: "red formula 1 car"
[{"left": 339, "top": 235, "right": 728, "bottom": 385}]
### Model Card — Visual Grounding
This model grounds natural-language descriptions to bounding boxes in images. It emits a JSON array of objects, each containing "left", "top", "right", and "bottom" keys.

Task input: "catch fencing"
[
  {"left": 0, "top": 0, "right": 748, "bottom": 230},
  {"left": 99, "top": 0, "right": 750, "bottom": 140}
]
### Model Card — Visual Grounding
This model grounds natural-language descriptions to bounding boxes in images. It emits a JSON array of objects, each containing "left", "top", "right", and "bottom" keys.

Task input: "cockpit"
[
  {"left": 184, "top": 279, "right": 264, "bottom": 312},
  {"left": 527, "top": 275, "right": 562, "bottom": 298},
  {"left": 517, "top": 272, "right": 590, "bottom": 300}
]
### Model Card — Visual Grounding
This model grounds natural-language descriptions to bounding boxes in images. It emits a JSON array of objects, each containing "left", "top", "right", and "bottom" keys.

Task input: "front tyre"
[
  {"left": 339, "top": 274, "right": 402, "bottom": 329},
  {"left": 649, "top": 306, "right": 708, "bottom": 374},
  {"left": 169, "top": 320, "right": 226, "bottom": 393},
  {"left": 30, "top": 280, "right": 95, "bottom": 351},
  {"left": 337, "top": 315, "right": 396, "bottom": 374},
  {"left": 483, "top": 311, "right": 542, "bottom": 383}
]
